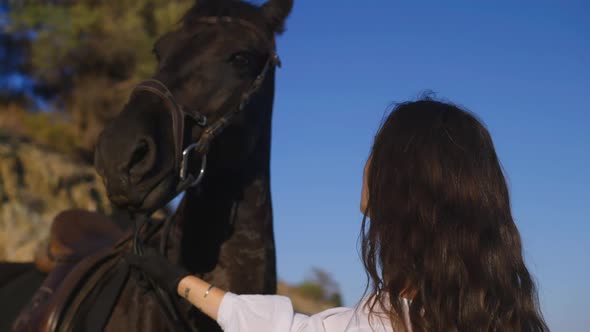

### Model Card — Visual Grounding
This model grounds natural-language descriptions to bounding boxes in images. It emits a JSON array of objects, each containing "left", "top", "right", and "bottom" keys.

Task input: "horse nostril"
[
  {"left": 130, "top": 140, "right": 149, "bottom": 168},
  {"left": 126, "top": 137, "right": 156, "bottom": 181}
]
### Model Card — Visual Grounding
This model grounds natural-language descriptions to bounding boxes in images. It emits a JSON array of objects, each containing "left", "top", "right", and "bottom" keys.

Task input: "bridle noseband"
[{"left": 125, "top": 16, "right": 281, "bottom": 332}]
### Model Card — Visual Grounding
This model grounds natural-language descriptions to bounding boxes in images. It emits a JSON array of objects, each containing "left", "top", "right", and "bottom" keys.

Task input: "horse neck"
[{"left": 170, "top": 79, "right": 275, "bottom": 275}]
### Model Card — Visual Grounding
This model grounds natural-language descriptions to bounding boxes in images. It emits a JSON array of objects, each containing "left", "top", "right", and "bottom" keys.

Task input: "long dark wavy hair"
[{"left": 361, "top": 99, "right": 549, "bottom": 331}]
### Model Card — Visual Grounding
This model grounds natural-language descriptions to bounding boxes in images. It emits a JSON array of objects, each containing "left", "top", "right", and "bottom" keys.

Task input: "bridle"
[
  {"left": 131, "top": 17, "right": 280, "bottom": 195},
  {"left": 126, "top": 16, "right": 281, "bottom": 331}
]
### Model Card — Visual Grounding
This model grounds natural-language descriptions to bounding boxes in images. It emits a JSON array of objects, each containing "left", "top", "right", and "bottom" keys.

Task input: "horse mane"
[{"left": 182, "top": 0, "right": 273, "bottom": 34}]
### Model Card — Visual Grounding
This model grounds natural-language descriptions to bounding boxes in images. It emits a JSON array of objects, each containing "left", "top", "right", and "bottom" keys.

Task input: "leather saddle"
[
  {"left": 11, "top": 209, "right": 132, "bottom": 332},
  {"left": 35, "top": 209, "right": 125, "bottom": 274}
]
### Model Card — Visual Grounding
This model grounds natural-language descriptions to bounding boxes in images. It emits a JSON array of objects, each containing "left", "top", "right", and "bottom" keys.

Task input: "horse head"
[{"left": 94, "top": 0, "right": 293, "bottom": 213}]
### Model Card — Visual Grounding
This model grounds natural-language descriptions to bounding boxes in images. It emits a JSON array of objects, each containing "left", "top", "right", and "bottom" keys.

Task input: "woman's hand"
[
  {"left": 125, "top": 247, "right": 226, "bottom": 321},
  {"left": 124, "top": 247, "right": 190, "bottom": 295}
]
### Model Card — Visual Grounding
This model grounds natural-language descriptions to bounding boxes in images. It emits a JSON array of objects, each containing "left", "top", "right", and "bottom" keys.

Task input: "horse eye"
[{"left": 229, "top": 53, "right": 251, "bottom": 67}]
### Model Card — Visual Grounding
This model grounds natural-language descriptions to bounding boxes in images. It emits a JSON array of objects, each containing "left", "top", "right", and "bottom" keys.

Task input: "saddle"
[
  {"left": 34, "top": 209, "right": 125, "bottom": 273},
  {"left": 12, "top": 209, "right": 132, "bottom": 332}
]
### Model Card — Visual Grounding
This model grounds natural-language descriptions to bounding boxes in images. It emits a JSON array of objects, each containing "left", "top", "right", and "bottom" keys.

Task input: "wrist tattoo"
[{"left": 184, "top": 287, "right": 191, "bottom": 300}]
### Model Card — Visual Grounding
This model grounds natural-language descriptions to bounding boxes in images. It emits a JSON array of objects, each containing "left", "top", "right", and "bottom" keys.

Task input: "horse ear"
[{"left": 261, "top": 0, "right": 293, "bottom": 34}]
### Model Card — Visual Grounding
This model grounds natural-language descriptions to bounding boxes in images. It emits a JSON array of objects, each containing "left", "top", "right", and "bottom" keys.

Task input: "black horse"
[{"left": 0, "top": 0, "right": 292, "bottom": 331}]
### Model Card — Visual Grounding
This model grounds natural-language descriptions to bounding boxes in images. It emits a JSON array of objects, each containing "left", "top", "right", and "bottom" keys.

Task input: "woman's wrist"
[{"left": 177, "top": 275, "right": 227, "bottom": 321}]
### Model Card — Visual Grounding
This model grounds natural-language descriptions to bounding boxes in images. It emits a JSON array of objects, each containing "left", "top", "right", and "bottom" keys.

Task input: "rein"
[{"left": 126, "top": 16, "right": 281, "bottom": 331}]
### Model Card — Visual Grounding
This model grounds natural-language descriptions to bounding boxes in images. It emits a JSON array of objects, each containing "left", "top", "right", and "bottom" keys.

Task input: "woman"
[{"left": 126, "top": 99, "right": 549, "bottom": 331}]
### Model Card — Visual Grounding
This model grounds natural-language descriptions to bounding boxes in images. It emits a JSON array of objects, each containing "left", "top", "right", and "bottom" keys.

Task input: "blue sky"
[{"left": 268, "top": 1, "right": 589, "bottom": 331}]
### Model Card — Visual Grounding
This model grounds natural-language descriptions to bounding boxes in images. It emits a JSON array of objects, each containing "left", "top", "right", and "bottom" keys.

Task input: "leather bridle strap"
[
  {"left": 131, "top": 79, "right": 208, "bottom": 174},
  {"left": 131, "top": 24, "right": 279, "bottom": 192},
  {"left": 192, "top": 51, "right": 280, "bottom": 156}
]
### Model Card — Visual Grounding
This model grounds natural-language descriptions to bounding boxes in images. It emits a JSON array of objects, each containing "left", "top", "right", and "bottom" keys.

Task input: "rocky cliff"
[{"left": 0, "top": 133, "right": 112, "bottom": 261}]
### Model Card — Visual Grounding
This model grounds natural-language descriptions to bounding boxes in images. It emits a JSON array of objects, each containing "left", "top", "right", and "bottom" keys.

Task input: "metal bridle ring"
[{"left": 180, "top": 141, "right": 208, "bottom": 188}]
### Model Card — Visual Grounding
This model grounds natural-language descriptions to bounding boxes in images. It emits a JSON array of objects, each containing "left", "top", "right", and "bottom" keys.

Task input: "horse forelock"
[{"left": 182, "top": 0, "right": 274, "bottom": 39}]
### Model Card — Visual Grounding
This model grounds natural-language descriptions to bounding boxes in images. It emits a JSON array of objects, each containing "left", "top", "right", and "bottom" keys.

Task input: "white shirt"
[{"left": 217, "top": 293, "right": 412, "bottom": 332}]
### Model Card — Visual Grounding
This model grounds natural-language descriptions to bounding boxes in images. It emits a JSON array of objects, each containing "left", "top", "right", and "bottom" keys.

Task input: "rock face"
[{"left": 0, "top": 133, "right": 112, "bottom": 261}]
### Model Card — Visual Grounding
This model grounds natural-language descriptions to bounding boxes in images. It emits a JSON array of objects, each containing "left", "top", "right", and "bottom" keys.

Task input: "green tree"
[
  {"left": 8, "top": 0, "right": 193, "bottom": 159},
  {"left": 296, "top": 267, "right": 343, "bottom": 307}
]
